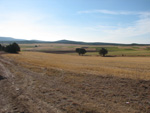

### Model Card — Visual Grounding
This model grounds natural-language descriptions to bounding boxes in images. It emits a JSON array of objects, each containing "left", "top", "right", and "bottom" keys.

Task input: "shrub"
[
  {"left": 99, "top": 48, "right": 108, "bottom": 57},
  {"left": 75, "top": 48, "right": 86, "bottom": 56},
  {"left": 0, "top": 44, "right": 5, "bottom": 51},
  {"left": 4, "top": 42, "right": 20, "bottom": 53},
  {"left": 0, "top": 44, "right": 2, "bottom": 51}
]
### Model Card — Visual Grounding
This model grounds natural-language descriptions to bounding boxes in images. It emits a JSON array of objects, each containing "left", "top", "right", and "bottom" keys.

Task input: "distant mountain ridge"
[
  {"left": 53, "top": 39, "right": 124, "bottom": 45},
  {"left": 0, "top": 37, "right": 25, "bottom": 41},
  {"left": 0, "top": 37, "right": 149, "bottom": 46},
  {"left": 53, "top": 39, "right": 150, "bottom": 46}
]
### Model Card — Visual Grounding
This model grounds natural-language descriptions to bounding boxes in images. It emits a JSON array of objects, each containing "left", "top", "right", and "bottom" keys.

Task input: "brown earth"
[{"left": 0, "top": 54, "right": 150, "bottom": 113}]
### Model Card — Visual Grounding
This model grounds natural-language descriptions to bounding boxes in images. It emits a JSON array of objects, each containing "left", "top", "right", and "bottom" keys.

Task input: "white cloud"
[
  {"left": 101, "top": 17, "right": 150, "bottom": 39},
  {"left": 78, "top": 9, "right": 150, "bottom": 16},
  {"left": 95, "top": 19, "right": 149, "bottom": 43},
  {"left": 79, "top": 10, "right": 150, "bottom": 43}
]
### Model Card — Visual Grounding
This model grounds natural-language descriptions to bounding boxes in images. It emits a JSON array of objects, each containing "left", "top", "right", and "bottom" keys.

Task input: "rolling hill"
[
  {"left": 0, "top": 37, "right": 149, "bottom": 46},
  {"left": 0, "top": 37, "right": 25, "bottom": 41}
]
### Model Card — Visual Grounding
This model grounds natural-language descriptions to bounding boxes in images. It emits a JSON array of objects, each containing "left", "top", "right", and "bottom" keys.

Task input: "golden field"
[
  {"left": 4, "top": 51, "right": 150, "bottom": 80},
  {"left": 1, "top": 51, "right": 150, "bottom": 113}
]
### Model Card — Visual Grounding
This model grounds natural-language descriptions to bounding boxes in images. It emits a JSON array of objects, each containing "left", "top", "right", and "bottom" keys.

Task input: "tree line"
[
  {"left": 0, "top": 42, "right": 20, "bottom": 53},
  {"left": 76, "top": 48, "right": 108, "bottom": 57}
]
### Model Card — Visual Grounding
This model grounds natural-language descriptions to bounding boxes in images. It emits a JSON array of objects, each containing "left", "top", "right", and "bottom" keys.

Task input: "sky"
[{"left": 0, "top": 0, "right": 150, "bottom": 44}]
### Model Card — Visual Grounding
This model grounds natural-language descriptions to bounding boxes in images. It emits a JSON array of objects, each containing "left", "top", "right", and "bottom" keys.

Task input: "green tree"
[
  {"left": 99, "top": 48, "right": 108, "bottom": 57},
  {"left": 4, "top": 42, "right": 20, "bottom": 53},
  {"left": 76, "top": 48, "right": 86, "bottom": 56},
  {"left": 0, "top": 44, "right": 5, "bottom": 51},
  {"left": 12, "top": 42, "right": 20, "bottom": 52},
  {"left": 0, "top": 44, "right": 2, "bottom": 51}
]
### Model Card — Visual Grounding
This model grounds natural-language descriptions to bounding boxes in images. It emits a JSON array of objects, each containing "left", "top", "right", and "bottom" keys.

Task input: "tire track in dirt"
[
  {"left": 0, "top": 56, "right": 61, "bottom": 113},
  {"left": 0, "top": 57, "right": 23, "bottom": 113}
]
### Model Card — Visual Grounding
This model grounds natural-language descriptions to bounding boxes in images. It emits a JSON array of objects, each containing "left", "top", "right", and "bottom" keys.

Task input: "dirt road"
[
  {"left": 0, "top": 55, "right": 150, "bottom": 113},
  {"left": 0, "top": 56, "right": 57, "bottom": 113}
]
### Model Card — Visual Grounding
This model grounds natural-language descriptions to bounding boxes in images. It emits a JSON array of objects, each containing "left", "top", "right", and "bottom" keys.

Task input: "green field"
[
  {"left": 86, "top": 47, "right": 150, "bottom": 56},
  {"left": 19, "top": 43, "right": 150, "bottom": 57}
]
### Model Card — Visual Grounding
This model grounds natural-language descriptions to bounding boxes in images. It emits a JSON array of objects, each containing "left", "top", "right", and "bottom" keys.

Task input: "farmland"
[
  {"left": 0, "top": 47, "right": 150, "bottom": 113},
  {"left": 4, "top": 52, "right": 150, "bottom": 80},
  {"left": 20, "top": 43, "right": 150, "bottom": 57},
  {"left": 0, "top": 0, "right": 150, "bottom": 112}
]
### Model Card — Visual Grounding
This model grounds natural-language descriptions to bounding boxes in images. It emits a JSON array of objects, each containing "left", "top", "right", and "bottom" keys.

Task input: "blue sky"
[{"left": 0, "top": 0, "right": 150, "bottom": 43}]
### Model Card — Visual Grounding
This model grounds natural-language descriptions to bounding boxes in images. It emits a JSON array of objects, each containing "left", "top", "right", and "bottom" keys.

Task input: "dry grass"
[
  {"left": 20, "top": 43, "right": 81, "bottom": 51},
  {"left": 1, "top": 52, "right": 150, "bottom": 113},
  {"left": 3, "top": 52, "right": 150, "bottom": 80}
]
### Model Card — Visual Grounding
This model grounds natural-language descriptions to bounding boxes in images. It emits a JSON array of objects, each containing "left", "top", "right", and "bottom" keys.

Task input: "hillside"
[
  {"left": 50, "top": 40, "right": 150, "bottom": 46},
  {"left": 0, "top": 37, "right": 150, "bottom": 46},
  {"left": 0, "top": 37, "right": 24, "bottom": 41},
  {"left": 53, "top": 39, "right": 124, "bottom": 45}
]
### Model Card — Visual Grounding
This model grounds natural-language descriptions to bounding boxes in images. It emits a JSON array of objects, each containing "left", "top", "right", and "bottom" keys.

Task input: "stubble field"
[
  {"left": 4, "top": 52, "right": 150, "bottom": 80},
  {"left": 0, "top": 51, "right": 150, "bottom": 113}
]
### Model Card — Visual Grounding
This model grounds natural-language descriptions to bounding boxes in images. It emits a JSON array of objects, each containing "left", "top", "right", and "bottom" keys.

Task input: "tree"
[
  {"left": 99, "top": 48, "right": 108, "bottom": 57},
  {"left": 12, "top": 42, "right": 20, "bottom": 52},
  {"left": 0, "top": 44, "right": 5, "bottom": 51},
  {"left": 76, "top": 48, "right": 80, "bottom": 54},
  {"left": 0, "top": 44, "right": 2, "bottom": 51},
  {"left": 75, "top": 48, "right": 86, "bottom": 56},
  {"left": 4, "top": 42, "right": 20, "bottom": 53}
]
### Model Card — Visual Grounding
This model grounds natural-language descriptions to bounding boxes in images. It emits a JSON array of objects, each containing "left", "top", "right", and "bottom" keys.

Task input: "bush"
[
  {"left": 0, "top": 44, "right": 2, "bottom": 51},
  {"left": 99, "top": 48, "right": 108, "bottom": 57},
  {"left": 0, "top": 44, "right": 5, "bottom": 51},
  {"left": 76, "top": 48, "right": 86, "bottom": 56},
  {"left": 0, "top": 42, "right": 20, "bottom": 53}
]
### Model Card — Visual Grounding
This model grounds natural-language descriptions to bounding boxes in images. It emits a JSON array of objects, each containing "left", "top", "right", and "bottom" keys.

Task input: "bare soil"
[{"left": 0, "top": 54, "right": 150, "bottom": 113}]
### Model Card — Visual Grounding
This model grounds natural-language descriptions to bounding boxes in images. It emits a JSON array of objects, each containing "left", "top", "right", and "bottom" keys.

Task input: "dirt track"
[{"left": 0, "top": 54, "right": 150, "bottom": 113}]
